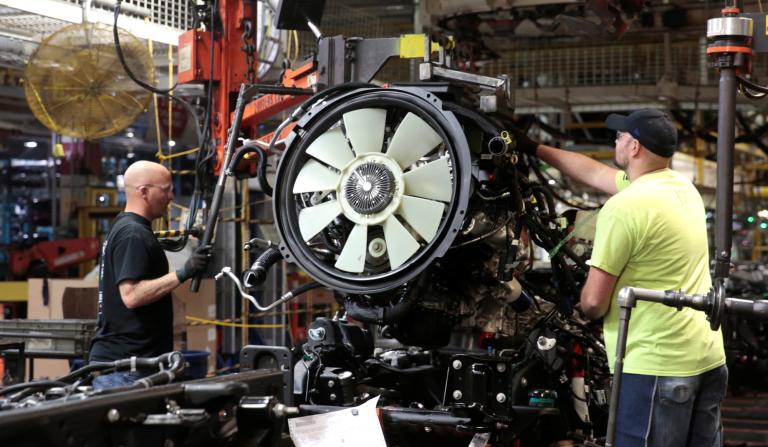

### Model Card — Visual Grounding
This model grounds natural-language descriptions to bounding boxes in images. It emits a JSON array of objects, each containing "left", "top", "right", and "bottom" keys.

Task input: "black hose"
[
  {"left": 114, "top": 0, "right": 176, "bottom": 95},
  {"left": 344, "top": 301, "right": 383, "bottom": 322},
  {"left": 0, "top": 380, "right": 69, "bottom": 397},
  {"left": 443, "top": 102, "right": 501, "bottom": 135},
  {"left": 488, "top": 136, "right": 508, "bottom": 155},
  {"left": 530, "top": 185, "right": 557, "bottom": 219},
  {"left": 529, "top": 158, "right": 599, "bottom": 211},
  {"left": 55, "top": 361, "right": 117, "bottom": 383},
  {"left": 530, "top": 116, "right": 569, "bottom": 140},
  {"left": 227, "top": 143, "right": 273, "bottom": 194},
  {"left": 737, "top": 75, "right": 768, "bottom": 94},
  {"left": 524, "top": 215, "right": 588, "bottom": 271},
  {"left": 113, "top": 0, "right": 207, "bottom": 252},
  {"left": 345, "top": 284, "right": 413, "bottom": 324},
  {"left": 3, "top": 353, "right": 186, "bottom": 402},
  {"left": 510, "top": 171, "right": 524, "bottom": 213},
  {"left": 131, "top": 351, "right": 186, "bottom": 388},
  {"left": 242, "top": 246, "right": 283, "bottom": 287},
  {"left": 290, "top": 282, "right": 323, "bottom": 297},
  {"left": 94, "top": 352, "right": 186, "bottom": 394}
]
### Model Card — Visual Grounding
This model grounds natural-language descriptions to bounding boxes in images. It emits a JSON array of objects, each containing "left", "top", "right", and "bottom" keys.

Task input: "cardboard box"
[
  {"left": 28, "top": 279, "right": 98, "bottom": 320},
  {"left": 27, "top": 278, "right": 218, "bottom": 379},
  {"left": 27, "top": 279, "right": 98, "bottom": 380},
  {"left": 172, "top": 279, "right": 217, "bottom": 375}
]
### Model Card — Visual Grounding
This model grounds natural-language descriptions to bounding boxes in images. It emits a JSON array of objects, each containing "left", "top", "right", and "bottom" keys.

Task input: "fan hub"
[{"left": 344, "top": 163, "right": 395, "bottom": 214}]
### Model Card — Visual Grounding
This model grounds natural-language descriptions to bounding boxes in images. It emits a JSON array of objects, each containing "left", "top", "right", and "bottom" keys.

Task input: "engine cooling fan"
[{"left": 273, "top": 87, "right": 472, "bottom": 294}]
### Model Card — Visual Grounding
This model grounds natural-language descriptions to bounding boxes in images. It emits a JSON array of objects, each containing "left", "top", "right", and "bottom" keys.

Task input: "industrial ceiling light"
[{"left": 273, "top": 87, "right": 471, "bottom": 294}]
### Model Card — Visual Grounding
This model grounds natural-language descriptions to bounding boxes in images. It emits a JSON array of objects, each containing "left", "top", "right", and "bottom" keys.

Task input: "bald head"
[
  {"left": 123, "top": 161, "right": 174, "bottom": 220},
  {"left": 125, "top": 161, "right": 171, "bottom": 189}
]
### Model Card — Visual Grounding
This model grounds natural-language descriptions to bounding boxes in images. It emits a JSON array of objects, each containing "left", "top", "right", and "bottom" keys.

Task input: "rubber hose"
[
  {"left": 289, "top": 281, "right": 323, "bottom": 297},
  {"left": 228, "top": 144, "right": 273, "bottom": 195},
  {"left": 345, "top": 285, "right": 413, "bottom": 324},
  {"left": 443, "top": 102, "right": 500, "bottom": 135},
  {"left": 530, "top": 185, "right": 557, "bottom": 219},
  {"left": 243, "top": 246, "right": 283, "bottom": 287}
]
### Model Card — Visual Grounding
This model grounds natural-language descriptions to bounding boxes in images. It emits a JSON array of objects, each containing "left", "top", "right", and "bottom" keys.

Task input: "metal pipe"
[
  {"left": 190, "top": 84, "right": 247, "bottom": 292},
  {"left": 605, "top": 288, "right": 636, "bottom": 447},
  {"left": 714, "top": 67, "right": 737, "bottom": 282}
]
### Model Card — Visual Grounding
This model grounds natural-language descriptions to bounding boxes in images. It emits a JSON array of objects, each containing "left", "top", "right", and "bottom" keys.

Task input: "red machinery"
[
  {"left": 176, "top": 1, "right": 314, "bottom": 173},
  {"left": 8, "top": 238, "right": 100, "bottom": 278}
]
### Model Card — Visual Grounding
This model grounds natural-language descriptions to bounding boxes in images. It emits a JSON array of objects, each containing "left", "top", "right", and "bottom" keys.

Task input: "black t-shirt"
[{"left": 89, "top": 212, "right": 173, "bottom": 362}]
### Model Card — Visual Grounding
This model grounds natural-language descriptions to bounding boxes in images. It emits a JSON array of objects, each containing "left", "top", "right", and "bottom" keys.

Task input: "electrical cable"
[
  {"left": 114, "top": 0, "right": 177, "bottom": 94},
  {"left": 738, "top": 75, "right": 768, "bottom": 94},
  {"left": 129, "top": 0, "right": 213, "bottom": 251},
  {"left": 524, "top": 214, "right": 588, "bottom": 271},
  {"left": 529, "top": 156, "right": 600, "bottom": 210}
]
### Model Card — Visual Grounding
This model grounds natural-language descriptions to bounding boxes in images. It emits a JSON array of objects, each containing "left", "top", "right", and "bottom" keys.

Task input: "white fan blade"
[
  {"left": 385, "top": 112, "right": 443, "bottom": 169},
  {"left": 298, "top": 200, "right": 342, "bottom": 242},
  {"left": 383, "top": 215, "right": 420, "bottom": 270},
  {"left": 343, "top": 108, "right": 386, "bottom": 155},
  {"left": 306, "top": 127, "right": 355, "bottom": 170},
  {"left": 292, "top": 159, "right": 340, "bottom": 194},
  {"left": 402, "top": 157, "right": 452, "bottom": 202},
  {"left": 334, "top": 224, "right": 368, "bottom": 273},
  {"left": 398, "top": 195, "right": 445, "bottom": 242}
]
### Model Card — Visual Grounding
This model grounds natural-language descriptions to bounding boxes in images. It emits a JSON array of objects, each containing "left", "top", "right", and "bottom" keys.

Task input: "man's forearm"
[
  {"left": 537, "top": 144, "right": 619, "bottom": 195},
  {"left": 579, "top": 267, "right": 618, "bottom": 320},
  {"left": 120, "top": 272, "right": 181, "bottom": 309}
]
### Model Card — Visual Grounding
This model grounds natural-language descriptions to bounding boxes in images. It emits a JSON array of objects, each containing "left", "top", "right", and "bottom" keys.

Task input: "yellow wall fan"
[{"left": 24, "top": 22, "right": 155, "bottom": 140}]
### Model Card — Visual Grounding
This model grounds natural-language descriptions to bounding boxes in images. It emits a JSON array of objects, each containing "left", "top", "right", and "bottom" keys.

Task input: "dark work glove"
[
  {"left": 510, "top": 127, "right": 539, "bottom": 156},
  {"left": 176, "top": 244, "right": 213, "bottom": 283}
]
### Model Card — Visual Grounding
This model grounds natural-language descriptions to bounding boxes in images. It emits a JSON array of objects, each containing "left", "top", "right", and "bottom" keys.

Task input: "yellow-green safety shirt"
[{"left": 589, "top": 169, "right": 725, "bottom": 376}]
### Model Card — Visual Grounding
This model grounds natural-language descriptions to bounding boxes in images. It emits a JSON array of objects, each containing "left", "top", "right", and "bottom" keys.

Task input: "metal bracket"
[
  {"left": 419, "top": 63, "right": 512, "bottom": 109},
  {"left": 240, "top": 345, "right": 293, "bottom": 405}
]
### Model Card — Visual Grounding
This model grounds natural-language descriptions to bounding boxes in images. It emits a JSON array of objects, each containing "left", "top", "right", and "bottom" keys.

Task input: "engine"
[{"left": 268, "top": 84, "right": 610, "bottom": 445}]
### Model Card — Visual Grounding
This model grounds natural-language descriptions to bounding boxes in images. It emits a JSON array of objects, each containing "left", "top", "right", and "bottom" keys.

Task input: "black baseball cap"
[{"left": 605, "top": 109, "right": 678, "bottom": 157}]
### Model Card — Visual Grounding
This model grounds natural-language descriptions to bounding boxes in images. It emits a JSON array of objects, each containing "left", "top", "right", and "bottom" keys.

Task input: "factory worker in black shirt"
[{"left": 89, "top": 160, "right": 211, "bottom": 390}]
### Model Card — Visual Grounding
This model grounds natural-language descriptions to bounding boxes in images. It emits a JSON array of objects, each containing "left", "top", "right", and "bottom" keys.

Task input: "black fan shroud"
[{"left": 273, "top": 87, "right": 472, "bottom": 295}]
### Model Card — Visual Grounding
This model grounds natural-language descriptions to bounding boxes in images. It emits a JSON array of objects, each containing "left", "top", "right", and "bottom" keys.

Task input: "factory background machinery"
[{"left": 0, "top": 0, "right": 768, "bottom": 446}]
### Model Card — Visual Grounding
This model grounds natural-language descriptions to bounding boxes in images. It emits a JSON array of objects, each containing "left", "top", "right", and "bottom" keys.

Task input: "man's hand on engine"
[
  {"left": 176, "top": 244, "right": 214, "bottom": 283},
  {"left": 511, "top": 127, "right": 539, "bottom": 156}
]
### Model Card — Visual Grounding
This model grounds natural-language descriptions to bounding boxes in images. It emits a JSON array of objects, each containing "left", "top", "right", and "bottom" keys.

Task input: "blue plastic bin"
[{"left": 181, "top": 350, "right": 210, "bottom": 379}]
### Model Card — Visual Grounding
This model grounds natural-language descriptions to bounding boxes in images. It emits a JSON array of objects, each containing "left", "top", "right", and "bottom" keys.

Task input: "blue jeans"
[
  {"left": 91, "top": 371, "right": 146, "bottom": 391},
  {"left": 616, "top": 365, "right": 728, "bottom": 447}
]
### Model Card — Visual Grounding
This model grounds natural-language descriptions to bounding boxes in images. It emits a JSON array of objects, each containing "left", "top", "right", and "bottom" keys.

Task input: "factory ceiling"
[{"left": 0, "top": 0, "right": 763, "bottom": 157}]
